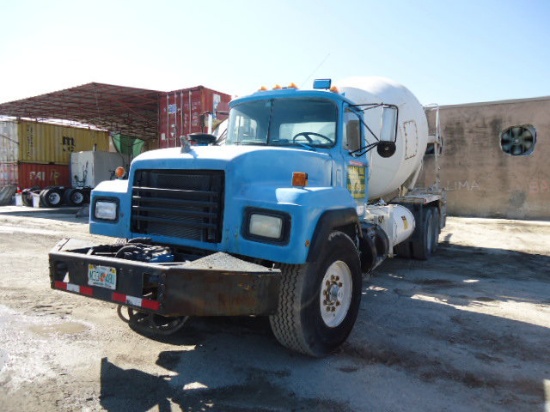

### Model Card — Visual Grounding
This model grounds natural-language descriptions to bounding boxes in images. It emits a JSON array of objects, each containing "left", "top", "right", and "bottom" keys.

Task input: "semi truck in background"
[
  {"left": 21, "top": 150, "right": 129, "bottom": 207},
  {"left": 49, "top": 77, "right": 445, "bottom": 357}
]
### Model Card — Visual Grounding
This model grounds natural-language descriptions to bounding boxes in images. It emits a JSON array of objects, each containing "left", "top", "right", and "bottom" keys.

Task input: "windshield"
[{"left": 226, "top": 98, "right": 338, "bottom": 148}]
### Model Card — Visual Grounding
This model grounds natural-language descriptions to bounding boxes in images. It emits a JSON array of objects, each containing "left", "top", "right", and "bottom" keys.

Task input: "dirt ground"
[{"left": 0, "top": 206, "right": 549, "bottom": 412}]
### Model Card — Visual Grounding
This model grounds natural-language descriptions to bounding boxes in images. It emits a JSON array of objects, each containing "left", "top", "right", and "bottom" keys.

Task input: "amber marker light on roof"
[
  {"left": 288, "top": 82, "right": 298, "bottom": 89},
  {"left": 330, "top": 86, "right": 340, "bottom": 93},
  {"left": 259, "top": 86, "right": 268, "bottom": 91},
  {"left": 273, "top": 84, "right": 282, "bottom": 90},
  {"left": 115, "top": 166, "right": 126, "bottom": 179},
  {"left": 292, "top": 172, "right": 308, "bottom": 187}
]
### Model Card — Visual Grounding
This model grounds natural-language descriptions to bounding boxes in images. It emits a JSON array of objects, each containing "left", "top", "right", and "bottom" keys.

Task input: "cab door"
[{"left": 341, "top": 105, "right": 368, "bottom": 205}]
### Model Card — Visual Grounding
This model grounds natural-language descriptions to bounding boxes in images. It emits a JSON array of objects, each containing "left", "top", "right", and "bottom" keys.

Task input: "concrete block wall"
[{"left": 420, "top": 97, "right": 550, "bottom": 220}]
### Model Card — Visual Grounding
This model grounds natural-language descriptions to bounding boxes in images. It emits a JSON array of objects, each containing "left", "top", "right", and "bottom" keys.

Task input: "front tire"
[{"left": 269, "top": 231, "right": 362, "bottom": 357}]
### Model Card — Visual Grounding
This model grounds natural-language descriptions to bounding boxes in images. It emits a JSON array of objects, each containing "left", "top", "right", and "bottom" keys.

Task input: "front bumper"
[{"left": 49, "top": 238, "right": 281, "bottom": 317}]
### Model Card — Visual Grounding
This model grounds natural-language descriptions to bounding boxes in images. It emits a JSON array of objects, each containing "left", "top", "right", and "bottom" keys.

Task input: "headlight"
[
  {"left": 94, "top": 200, "right": 118, "bottom": 221},
  {"left": 244, "top": 208, "right": 290, "bottom": 244},
  {"left": 249, "top": 214, "right": 283, "bottom": 239}
]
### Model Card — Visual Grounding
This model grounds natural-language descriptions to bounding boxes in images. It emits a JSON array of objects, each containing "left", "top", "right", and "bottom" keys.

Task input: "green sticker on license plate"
[{"left": 88, "top": 264, "right": 117, "bottom": 290}]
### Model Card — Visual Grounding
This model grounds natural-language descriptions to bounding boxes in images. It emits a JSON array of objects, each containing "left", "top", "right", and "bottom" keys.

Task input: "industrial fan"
[{"left": 500, "top": 125, "right": 536, "bottom": 156}]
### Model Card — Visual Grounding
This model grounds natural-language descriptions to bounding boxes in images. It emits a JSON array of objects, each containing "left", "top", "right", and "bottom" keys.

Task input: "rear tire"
[
  {"left": 394, "top": 238, "right": 412, "bottom": 258},
  {"left": 396, "top": 206, "right": 441, "bottom": 260},
  {"left": 40, "top": 188, "right": 63, "bottom": 208},
  {"left": 64, "top": 188, "right": 86, "bottom": 206},
  {"left": 270, "top": 231, "right": 362, "bottom": 357},
  {"left": 431, "top": 208, "right": 441, "bottom": 254},
  {"left": 412, "top": 208, "right": 435, "bottom": 260},
  {"left": 21, "top": 189, "right": 33, "bottom": 206}
]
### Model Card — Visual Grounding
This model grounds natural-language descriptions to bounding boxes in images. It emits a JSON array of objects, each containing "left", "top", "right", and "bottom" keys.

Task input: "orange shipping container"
[
  {"left": 17, "top": 162, "right": 70, "bottom": 189},
  {"left": 1, "top": 120, "right": 110, "bottom": 165}
]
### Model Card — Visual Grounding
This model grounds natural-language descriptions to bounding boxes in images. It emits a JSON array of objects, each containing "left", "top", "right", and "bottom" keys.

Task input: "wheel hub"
[
  {"left": 320, "top": 261, "right": 353, "bottom": 328},
  {"left": 323, "top": 276, "right": 343, "bottom": 309}
]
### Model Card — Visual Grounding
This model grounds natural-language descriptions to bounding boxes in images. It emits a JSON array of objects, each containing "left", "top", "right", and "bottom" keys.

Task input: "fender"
[
  {"left": 227, "top": 186, "right": 357, "bottom": 264},
  {"left": 307, "top": 208, "right": 359, "bottom": 263}
]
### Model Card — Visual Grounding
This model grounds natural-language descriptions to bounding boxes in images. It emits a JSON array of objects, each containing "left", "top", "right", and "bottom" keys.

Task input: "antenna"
[{"left": 300, "top": 53, "right": 331, "bottom": 88}]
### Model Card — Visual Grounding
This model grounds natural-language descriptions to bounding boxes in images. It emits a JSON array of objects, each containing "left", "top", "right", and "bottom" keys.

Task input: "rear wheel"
[
  {"left": 431, "top": 208, "right": 441, "bottom": 254},
  {"left": 21, "top": 189, "right": 33, "bottom": 206},
  {"left": 412, "top": 208, "right": 435, "bottom": 260},
  {"left": 269, "top": 231, "right": 362, "bottom": 357},
  {"left": 64, "top": 188, "right": 86, "bottom": 206},
  {"left": 394, "top": 238, "right": 412, "bottom": 258},
  {"left": 40, "top": 188, "right": 63, "bottom": 207},
  {"left": 396, "top": 206, "right": 440, "bottom": 260}
]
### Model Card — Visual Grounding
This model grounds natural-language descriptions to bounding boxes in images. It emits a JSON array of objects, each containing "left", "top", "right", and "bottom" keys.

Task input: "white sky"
[{"left": 1, "top": 0, "right": 549, "bottom": 105}]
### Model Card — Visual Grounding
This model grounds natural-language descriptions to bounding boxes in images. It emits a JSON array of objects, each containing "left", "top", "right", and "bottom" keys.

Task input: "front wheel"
[{"left": 269, "top": 231, "right": 362, "bottom": 357}]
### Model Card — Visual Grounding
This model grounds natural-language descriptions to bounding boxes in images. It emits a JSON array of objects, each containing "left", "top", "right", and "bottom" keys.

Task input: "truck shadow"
[
  {"left": 98, "top": 242, "right": 549, "bottom": 411},
  {"left": 99, "top": 324, "right": 352, "bottom": 411}
]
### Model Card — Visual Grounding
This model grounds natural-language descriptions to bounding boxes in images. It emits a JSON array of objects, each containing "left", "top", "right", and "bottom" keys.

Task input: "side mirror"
[
  {"left": 377, "top": 141, "right": 396, "bottom": 158},
  {"left": 380, "top": 106, "right": 398, "bottom": 142}
]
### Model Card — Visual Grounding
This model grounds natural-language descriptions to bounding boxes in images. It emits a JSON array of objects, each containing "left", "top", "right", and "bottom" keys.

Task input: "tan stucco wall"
[{"left": 421, "top": 97, "right": 550, "bottom": 220}]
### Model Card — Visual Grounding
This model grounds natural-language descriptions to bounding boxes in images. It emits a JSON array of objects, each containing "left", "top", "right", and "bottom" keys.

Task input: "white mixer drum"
[{"left": 337, "top": 77, "right": 429, "bottom": 200}]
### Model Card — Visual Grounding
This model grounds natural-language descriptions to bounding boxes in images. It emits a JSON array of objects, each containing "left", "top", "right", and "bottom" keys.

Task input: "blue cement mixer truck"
[{"left": 49, "top": 77, "right": 445, "bottom": 356}]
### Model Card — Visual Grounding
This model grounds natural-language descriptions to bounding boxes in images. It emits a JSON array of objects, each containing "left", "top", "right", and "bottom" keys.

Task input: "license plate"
[{"left": 88, "top": 264, "right": 117, "bottom": 290}]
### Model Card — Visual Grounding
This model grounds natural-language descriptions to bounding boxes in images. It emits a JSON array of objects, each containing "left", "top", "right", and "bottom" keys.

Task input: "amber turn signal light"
[
  {"left": 292, "top": 172, "right": 308, "bottom": 187},
  {"left": 115, "top": 166, "right": 126, "bottom": 179}
]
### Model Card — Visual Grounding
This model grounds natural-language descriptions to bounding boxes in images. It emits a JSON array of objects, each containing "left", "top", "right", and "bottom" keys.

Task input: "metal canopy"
[{"left": 0, "top": 83, "right": 162, "bottom": 141}]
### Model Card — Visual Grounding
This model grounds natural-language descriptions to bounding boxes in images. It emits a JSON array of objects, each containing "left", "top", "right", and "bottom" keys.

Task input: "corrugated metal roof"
[{"left": 0, "top": 83, "right": 162, "bottom": 141}]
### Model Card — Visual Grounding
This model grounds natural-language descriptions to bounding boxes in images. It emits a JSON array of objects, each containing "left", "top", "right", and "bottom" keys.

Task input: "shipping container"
[
  {"left": 0, "top": 162, "right": 17, "bottom": 186},
  {"left": 17, "top": 162, "right": 70, "bottom": 189},
  {"left": 158, "top": 86, "right": 232, "bottom": 149},
  {"left": 0, "top": 121, "right": 19, "bottom": 164},
  {"left": 0, "top": 120, "right": 110, "bottom": 165}
]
